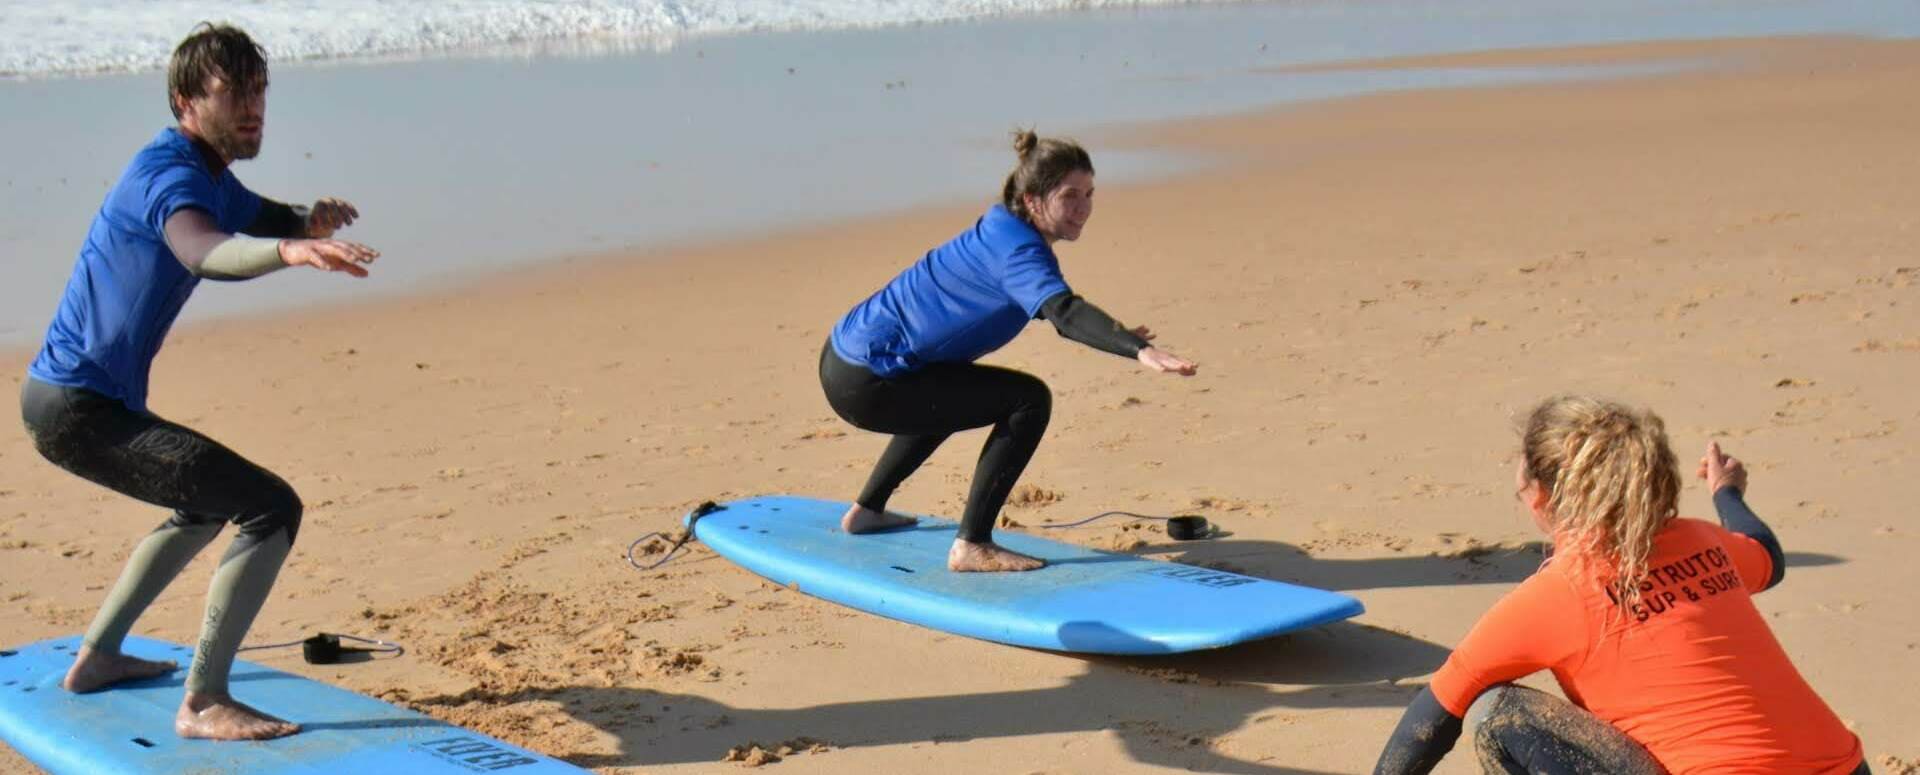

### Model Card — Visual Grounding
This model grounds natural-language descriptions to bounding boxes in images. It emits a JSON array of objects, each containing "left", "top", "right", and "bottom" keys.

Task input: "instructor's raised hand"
[{"left": 1696, "top": 441, "right": 1748, "bottom": 495}]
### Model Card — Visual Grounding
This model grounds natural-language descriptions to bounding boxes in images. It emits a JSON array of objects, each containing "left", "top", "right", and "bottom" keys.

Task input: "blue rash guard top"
[
  {"left": 28, "top": 128, "right": 263, "bottom": 412},
  {"left": 831, "top": 204, "right": 1071, "bottom": 377}
]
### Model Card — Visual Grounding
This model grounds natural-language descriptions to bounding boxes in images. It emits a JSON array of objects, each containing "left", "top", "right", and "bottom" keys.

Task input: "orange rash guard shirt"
[{"left": 1430, "top": 518, "right": 1862, "bottom": 774}]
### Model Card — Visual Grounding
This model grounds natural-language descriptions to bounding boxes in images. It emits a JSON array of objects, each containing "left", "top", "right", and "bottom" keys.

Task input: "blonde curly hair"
[{"left": 1520, "top": 396, "right": 1681, "bottom": 608}]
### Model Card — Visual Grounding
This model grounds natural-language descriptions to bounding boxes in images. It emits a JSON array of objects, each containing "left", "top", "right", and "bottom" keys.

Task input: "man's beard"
[{"left": 208, "top": 122, "right": 261, "bottom": 161}]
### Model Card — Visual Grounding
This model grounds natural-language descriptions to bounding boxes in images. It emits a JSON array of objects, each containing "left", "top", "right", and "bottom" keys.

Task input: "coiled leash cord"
[
  {"left": 626, "top": 500, "right": 721, "bottom": 571},
  {"left": 1039, "top": 510, "right": 1214, "bottom": 540},
  {"left": 239, "top": 633, "right": 405, "bottom": 665}
]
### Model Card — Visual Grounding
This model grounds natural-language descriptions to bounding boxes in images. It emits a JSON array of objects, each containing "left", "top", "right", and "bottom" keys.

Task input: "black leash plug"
[
  {"left": 1041, "top": 510, "right": 1217, "bottom": 540},
  {"left": 302, "top": 633, "right": 343, "bottom": 664},
  {"left": 1166, "top": 515, "right": 1210, "bottom": 541}
]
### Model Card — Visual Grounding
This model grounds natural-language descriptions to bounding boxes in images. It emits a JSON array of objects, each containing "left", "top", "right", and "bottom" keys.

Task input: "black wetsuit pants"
[
  {"left": 21, "top": 377, "right": 303, "bottom": 694},
  {"left": 818, "top": 344, "right": 1051, "bottom": 544},
  {"left": 20, "top": 378, "right": 302, "bottom": 548},
  {"left": 1469, "top": 686, "right": 1873, "bottom": 775}
]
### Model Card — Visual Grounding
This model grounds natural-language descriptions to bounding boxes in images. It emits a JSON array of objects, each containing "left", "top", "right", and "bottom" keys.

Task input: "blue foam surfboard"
[
  {"left": 0, "top": 635, "right": 585, "bottom": 775},
  {"left": 688, "top": 496, "right": 1364, "bottom": 654}
]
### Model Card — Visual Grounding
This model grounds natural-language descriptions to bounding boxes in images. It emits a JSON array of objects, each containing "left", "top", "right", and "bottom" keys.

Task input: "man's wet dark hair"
[{"left": 167, "top": 23, "right": 269, "bottom": 119}]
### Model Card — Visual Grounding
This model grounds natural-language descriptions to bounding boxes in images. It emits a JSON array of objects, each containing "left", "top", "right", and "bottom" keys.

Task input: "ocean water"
[
  {"left": 2, "top": 0, "right": 1260, "bottom": 78},
  {"left": 6, "top": 0, "right": 1919, "bottom": 79},
  {"left": 2, "top": 0, "right": 1917, "bottom": 344}
]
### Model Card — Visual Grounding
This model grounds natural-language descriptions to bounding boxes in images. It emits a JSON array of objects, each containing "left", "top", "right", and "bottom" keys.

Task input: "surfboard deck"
[
  {"left": 0, "top": 635, "right": 584, "bottom": 775},
  {"left": 687, "top": 496, "right": 1364, "bottom": 654}
]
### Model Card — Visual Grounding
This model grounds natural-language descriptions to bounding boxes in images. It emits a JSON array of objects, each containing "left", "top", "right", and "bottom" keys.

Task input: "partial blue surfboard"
[
  {"left": 0, "top": 635, "right": 584, "bottom": 775},
  {"left": 688, "top": 496, "right": 1364, "bottom": 654}
]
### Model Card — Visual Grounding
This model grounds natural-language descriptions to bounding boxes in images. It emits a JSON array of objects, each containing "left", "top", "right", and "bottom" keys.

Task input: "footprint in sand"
[
  {"left": 723, "top": 738, "right": 833, "bottom": 767},
  {"left": 1770, "top": 395, "right": 1832, "bottom": 426},
  {"left": 1830, "top": 420, "right": 1898, "bottom": 444},
  {"left": 1007, "top": 484, "right": 1064, "bottom": 508},
  {"left": 1877, "top": 267, "right": 1919, "bottom": 289},
  {"left": 636, "top": 604, "right": 679, "bottom": 623},
  {"left": 1791, "top": 500, "right": 1839, "bottom": 522},
  {"left": 1300, "top": 529, "right": 1411, "bottom": 556},
  {"left": 1114, "top": 719, "right": 1217, "bottom": 750},
  {"left": 1191, "top": 495, "right": 1249, "bottom": 513},
  {"left": 26, "top": 601, "right": 88, "bottom": 627},
  {"left": 1854, "top": 338, "right": 1920, "bottom": 352},
  {"left": 1873, "top": 755, "right": 1918, "bottom": 775}
]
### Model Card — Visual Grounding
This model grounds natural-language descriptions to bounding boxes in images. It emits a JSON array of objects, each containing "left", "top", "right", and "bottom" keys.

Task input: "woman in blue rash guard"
[{"left": 819, "top": 129, "right": 1198, "bottom": 573}]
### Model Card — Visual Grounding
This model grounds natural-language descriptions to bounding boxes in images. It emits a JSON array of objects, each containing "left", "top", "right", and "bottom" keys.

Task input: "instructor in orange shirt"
[{"left": 1373, "top": 396, "right": 1867, "bottom": 774}]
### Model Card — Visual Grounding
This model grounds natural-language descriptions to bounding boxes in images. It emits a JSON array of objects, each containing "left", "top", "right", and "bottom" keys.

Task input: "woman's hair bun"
[{"left": 1011, "top": 128, "right": 1038, "bottom": 159}]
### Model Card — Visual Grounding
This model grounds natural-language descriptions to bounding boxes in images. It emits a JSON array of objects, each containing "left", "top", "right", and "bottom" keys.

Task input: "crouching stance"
[
  {"left": 1373, "top": 396, "right": 1868, "bottom": 774},
  {"left": 21, "top": 24, "right": 378, "bottom": 741},
  {"left": 821, "top": 130, "right": 1196, "bottom": 572}
]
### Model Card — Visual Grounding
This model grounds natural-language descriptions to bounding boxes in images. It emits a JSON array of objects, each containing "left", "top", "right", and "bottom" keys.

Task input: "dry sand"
[{"left": 3, "top": 35, "right": 1917, "bottom": 774}]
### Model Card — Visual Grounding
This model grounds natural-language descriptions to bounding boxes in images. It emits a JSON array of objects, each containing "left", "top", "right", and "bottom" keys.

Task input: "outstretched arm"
[
  {"left": 165, "top": 208, "right": 378, "bottom": 281},
  {"left": 1037, "top": 292, "right": 1198, "bottom": 375},
  {"left": 1038, "top": 292, "right": 1149, "bottom": 357},
  {"left": 1698, "top": 441, "right": 1785, "bottom": 589},
  {"left": 240, "top": 199, "right": 306, "bottom": 239},
  {"left": 240, "top": 197, "right": 360, "bottom": 240},
  {"left": 1374, "top": 686, "right": 1463, "bottom": 775}
]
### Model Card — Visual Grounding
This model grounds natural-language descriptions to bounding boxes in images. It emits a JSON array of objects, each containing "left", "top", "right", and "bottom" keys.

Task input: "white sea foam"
[{"left": 0, "top": 0, "right": 1236, "bottom": 77}]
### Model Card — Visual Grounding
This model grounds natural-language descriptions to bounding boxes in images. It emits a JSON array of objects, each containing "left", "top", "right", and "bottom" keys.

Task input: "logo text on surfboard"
[
  {"left": 1141, "top": 565, "right": 1259, "bottom": 589},
  {"left": 411, "top": 735, "right": 541, "bottom": 771}
]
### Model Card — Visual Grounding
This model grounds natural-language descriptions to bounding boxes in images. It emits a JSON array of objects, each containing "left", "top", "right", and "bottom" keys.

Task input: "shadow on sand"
[{"left": 408, "top": 619, "right": 1448, "bottom": 773}]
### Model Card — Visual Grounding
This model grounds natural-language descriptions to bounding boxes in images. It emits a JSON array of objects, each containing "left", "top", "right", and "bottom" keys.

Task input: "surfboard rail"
[
  {"left": 0, "top": 635, "right": 586, "bottom": 775},
  {"left": 687, "top": 496, "right": 1364, "bottom": 655}
]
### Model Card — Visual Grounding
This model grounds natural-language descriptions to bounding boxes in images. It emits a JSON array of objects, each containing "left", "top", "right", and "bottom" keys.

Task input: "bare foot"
[
  {"left": 175, "top": 692, "right": 301, "bottom": 741},
  {"left": 61, "top": 645, "right": 178, "bottom": 693},
  {"left": 948, "top": 539, "right": 1045, "bottom": 572},
  {"left": 842, "top": 504, "right": 918, "bottom": 534}
]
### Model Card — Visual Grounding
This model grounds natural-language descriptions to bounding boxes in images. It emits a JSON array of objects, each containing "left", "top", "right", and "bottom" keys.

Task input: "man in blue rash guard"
[
  {"left": 19, "top": 24, "right": 378, "bottom": 741},
  {"left": 821, "top": 129, "right": 1198, "bottom": 573}
]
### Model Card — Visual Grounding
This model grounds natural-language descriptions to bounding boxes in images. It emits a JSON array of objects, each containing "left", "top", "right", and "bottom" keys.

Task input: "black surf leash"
[
  {"left": 239, "top": 633, "right": 405, "bottom": 665},
  {"left": 1039, "top": 510, "right": 1214, "bottom": 541},
  {"left": 626, "top": 500, "right": 722, "bottom": 571}
]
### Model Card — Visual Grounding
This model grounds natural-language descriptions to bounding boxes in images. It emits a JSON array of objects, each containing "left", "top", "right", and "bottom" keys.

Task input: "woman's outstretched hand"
[
  {"left": 1697, "top": 441, "right": 1748, "bottom": 495},
  {"left": 1137, "top": 346, "right": 1197, "bottom": 376}
]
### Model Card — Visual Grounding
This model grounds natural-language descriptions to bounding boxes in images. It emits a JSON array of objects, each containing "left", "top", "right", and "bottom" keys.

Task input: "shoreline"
[
  {"left": 0, "top": 33, "right": 1870, "bottom": 365},
  {"left": 9, "top": 0, "right": 1918, "bottom": 344},
  {"left": 4, "top": 34, "right": 1918, "bottom": 774}
]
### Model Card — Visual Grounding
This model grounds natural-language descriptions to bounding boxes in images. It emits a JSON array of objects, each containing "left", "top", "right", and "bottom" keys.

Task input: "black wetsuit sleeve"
[
  {"left": 1374, "top": 686, "right": 1463, "bottom": 775},
  {"left": 1037, "top": 292, "right": 1151, "bottom": 359},
  {"left": 1714, "top": 487, "right": 1786, "bottom": 590},
  {"left": 240, "top": 198, "right": 306, "bottom": 239}
]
